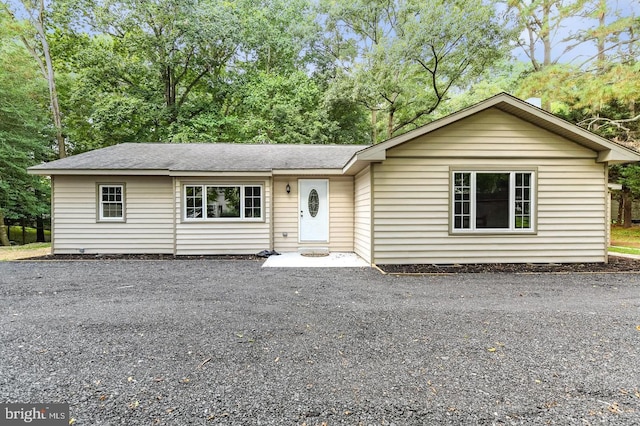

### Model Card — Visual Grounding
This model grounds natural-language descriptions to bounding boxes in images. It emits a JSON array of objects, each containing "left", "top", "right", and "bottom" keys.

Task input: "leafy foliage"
[
  {"left": 322, "top": 0, "right": 516, "bottom": 142},
  {"left": 513, "top": 1, "right": 639, "bottom": 145},
  {"left": 0, "top": 10, "right": 52, "bottom": 240},
  {"left": 55, "top": 0, "right": 369, "bottom": 151}
]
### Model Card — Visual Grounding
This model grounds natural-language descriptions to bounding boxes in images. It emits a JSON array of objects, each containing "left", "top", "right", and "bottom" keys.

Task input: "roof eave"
[
  {"left": 30, "top": 167, "right": 362, "bottom": 177},
  {"left": 597, "top": 149, "right": 640, "bottom": 164},
  {"left": 342, "top": 150, "right": 386, "bottom": 175},
  {"left": 169, "top": 170, "right": 272, "bottom": 177},
  {"left": 272, "top": 168, "right": 344, "bottom": 175},
  {"left": 28, "top": 168, "right": 171, "bottom": 176}
]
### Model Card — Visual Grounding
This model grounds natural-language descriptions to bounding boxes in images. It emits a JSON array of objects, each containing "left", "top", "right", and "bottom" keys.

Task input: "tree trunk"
[
  {"left": 164, "top": 65, "right": 172, "bottom": 108},
  {"left": 623, "top": 187, "right": 633, "bottom": 228},
  {"left": 36, "top": 216, "right": 45, "bottom": 242},
  {"left": 32, "top": 0, "right": 66, "bottom": 158},
  {"left": 596, "top": 0, "right": 606, "bottom": 67},
  {"left": 7, "top": 0, "right": 67, "bottom": 158},
  {"left": 387, "top": 108, "right": 395, "bottom": 140},
  {"left": 542, "top": 0, "right": 552, "bottom": 66},
  {"left": 0, "top": 212, "right": 10, "bottom": 246},
  {"left": 617, "top": 192, "right": 624, "bottom": 224},
  {"left": 371, "top": 109, "right": 377, "bottom": 143},
  {"left": 21, "top": 218, "right": 27, "bottom": 244},
  {"left": 540, "top": 0, "right": 552, "bottom": 111}
]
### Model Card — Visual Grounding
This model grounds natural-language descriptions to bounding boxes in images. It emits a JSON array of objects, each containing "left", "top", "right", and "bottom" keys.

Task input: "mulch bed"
[
  {"left": 379, "top": 255, "right": 640, "bottom": 274},
  {"left": 23, "top": 254, "right": 262, "bottom": 261}
]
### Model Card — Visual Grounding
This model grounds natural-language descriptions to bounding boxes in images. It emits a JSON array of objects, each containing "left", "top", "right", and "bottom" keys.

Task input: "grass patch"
[
  {"left": 7, "top": 226, "right": 51, "bottom": 245},
  {"left": 609, "top": 246, "right": 640, "bottom": 255},
  {"left": 0, "top": 243, "right": 51, "bottom": 261},
  {"left": 610, "top": 225, "right": 640, "bottom": 248}
]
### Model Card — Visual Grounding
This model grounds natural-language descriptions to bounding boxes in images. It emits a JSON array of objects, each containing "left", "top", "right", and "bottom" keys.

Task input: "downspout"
[
  {"left": 51, "top": 175, "right": 56, "bottom": 254},
  {"left": 605, "top": 165, "right": 610, "bottom": 263},
  {"left": 270, "top": 176, "right": 274, "bottom": 251},
  {"left": 369, "top": 165, "right": 375, "bottom": 266},
  {"left": 172, "top": 177, "right": 177, "bottom": 256}
]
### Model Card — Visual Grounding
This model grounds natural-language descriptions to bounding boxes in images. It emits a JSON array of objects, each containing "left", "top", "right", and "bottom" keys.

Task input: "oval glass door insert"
[{"left": 308, "top": 189, "right": 319, "bottom": 217}]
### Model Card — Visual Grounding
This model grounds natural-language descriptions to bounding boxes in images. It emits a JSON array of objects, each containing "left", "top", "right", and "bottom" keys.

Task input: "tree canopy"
[{"left": 0, "top": 9, "right": 52, "bottom": 243}]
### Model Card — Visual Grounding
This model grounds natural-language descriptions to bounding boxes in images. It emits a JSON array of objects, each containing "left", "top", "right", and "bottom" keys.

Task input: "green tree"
[
  {"left": 322, "top": 0, "right": 514, "bottom": 142},
  {"left": 1, "top": 0, "right": 67, "bottom": 158},
  {"left": 511, "top": 0, "right": 639, "bottom": 123},
  {"left": 435, "top": 60, "right": 531, "bottom": 117},
  {"left": 56, "top": 0, "right": 366, "bottom": 149},
  {"left": 57, "top": 0, "right": 243, "bottom": 148},
  {"left": 0, "top": 10, "right": 52, "bottom": 245}
]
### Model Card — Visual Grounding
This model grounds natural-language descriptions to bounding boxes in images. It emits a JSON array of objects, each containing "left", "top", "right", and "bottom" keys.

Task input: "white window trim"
[
  {"left": 183, "top": 184, "right": 264, "bottom": 222},
  {"left": 98, "top": 183, "right": 125, "bottom": 222},
  {"left": 451, "top": 170, "right": 536, "bottom": 234}
]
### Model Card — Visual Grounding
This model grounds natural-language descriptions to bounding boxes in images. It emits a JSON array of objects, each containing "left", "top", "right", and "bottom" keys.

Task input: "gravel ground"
[{"left": 1, "top": 260, "right": 639, "bottom": 425}]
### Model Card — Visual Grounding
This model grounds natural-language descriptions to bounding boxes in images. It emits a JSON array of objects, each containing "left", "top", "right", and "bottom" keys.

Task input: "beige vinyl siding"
[
  {"left": 372, "top": 108, "right": 608, "bottom": 264},
  {"left": 387, "top": 109, "right": 598, "bottom": 160},
  {"left": 354, "top": 167, "right": 372, "bottom": 263},
  {"left": 175, "top": 177, "right": 271, "bottom": 255},
  {"left": 273, "top": 177, "right": 298, "bottom": 252},
  {"left": 52, "top": 175, "right": 174, "bottom": 254},
  {"left": 327, "top": 176, "right": 355, "bottom": 251},
  {"left": 273, "top": 176, "right": 354, "bottom": 252}
]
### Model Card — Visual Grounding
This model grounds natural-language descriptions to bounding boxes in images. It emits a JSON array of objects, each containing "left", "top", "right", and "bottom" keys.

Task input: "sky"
[{"left": 512, "top": 0, "right": 639, "bottom": 67}]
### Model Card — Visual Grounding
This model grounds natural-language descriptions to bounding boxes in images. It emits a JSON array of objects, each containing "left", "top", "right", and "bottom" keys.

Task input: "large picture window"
[
  {"left": 452, "top": 171, "right": 534, "bottom": 232},
  {"left": 98, "top": 184, "right": 125, "bottom": 221},
  {"left": 184, "top": 185, "right": 262, "bottom": 220}
]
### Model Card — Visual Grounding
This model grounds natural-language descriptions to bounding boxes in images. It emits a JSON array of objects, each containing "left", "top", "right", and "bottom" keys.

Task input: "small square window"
[{"left": 98, "top": 184, "right": 125, "bottom": 221}]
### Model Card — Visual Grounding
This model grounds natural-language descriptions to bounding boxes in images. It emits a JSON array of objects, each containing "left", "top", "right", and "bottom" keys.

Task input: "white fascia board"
[
  {"left": 27, "top": 168, "right": 170, "bottom": 176},
  {"left": 271, "top": 169, "right": 344, "bottom": 176},
  {"left": 597, "top": 149, "right": 640, "bottom": 164},
  {"left": 169, "top": 170, "right": 272, "bottom": 177},
  {"left": 342, "top": 150, "right": 386, "bottom": 175},
  {"left": 357, "top": 150, "right": 387, "bottom": 161},
  {"left": 341, "top": 155, "right": 360, "bottom": 175}
]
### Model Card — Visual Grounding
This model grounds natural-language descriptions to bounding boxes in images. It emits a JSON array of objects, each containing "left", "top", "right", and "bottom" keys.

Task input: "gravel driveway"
[{"left": 1, "top": 260, "right": 639, "bottom": 425}]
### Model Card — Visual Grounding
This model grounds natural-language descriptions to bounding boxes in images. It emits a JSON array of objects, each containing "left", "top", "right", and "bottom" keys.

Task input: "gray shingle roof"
[{"left": 29, "top": 143, "right": 369, "bottom": 173}]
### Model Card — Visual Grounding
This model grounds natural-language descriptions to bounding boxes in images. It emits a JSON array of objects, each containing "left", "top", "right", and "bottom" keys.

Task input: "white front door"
[{"left": 299, "top": 179, "right": 329, "bottom": 242}]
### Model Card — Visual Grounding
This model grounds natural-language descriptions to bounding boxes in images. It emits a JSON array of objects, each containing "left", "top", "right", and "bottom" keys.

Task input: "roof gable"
[
  {"left": 384, "top": 107, "right": 598, "bottom": 159},
  {"left": 346, "top": 93, "right": 640, "bottom": 172}
]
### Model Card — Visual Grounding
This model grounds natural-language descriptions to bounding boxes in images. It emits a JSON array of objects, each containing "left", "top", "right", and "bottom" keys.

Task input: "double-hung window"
[
  {"left": 98, "top": 184, "right": 125, "bottom": 221},
  {"left": 184, "top": 185, "right": 262, "bottom": 221},
  {"left": 452, "top": 171, "right": 534, "bottom": 233}
]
